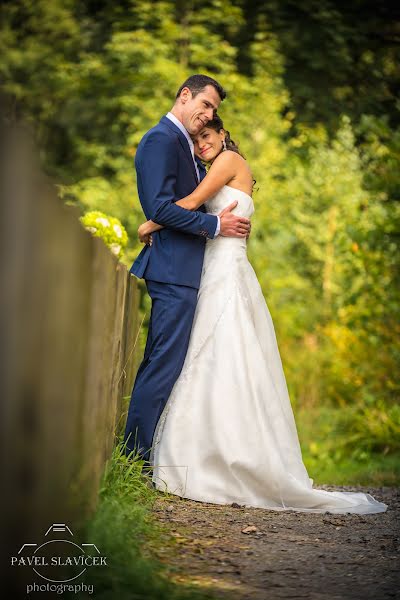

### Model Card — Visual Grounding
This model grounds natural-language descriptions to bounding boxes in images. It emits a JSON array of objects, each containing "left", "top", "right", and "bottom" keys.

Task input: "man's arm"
[
  {"left": 137, "top": 147, "right": 251, "bottom": 241},
  {"left": 137, "top": 130, "right": 218, "bottom": 238}
]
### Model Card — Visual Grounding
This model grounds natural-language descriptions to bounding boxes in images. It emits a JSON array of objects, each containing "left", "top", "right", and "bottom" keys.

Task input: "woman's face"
[{"left": 193, "top": 126, "right": 225, "bottom": 162}]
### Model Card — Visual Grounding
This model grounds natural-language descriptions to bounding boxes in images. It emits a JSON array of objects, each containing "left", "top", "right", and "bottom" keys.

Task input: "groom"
[{"left": 124, "top": 74, "right": 250, "bottom": 464}]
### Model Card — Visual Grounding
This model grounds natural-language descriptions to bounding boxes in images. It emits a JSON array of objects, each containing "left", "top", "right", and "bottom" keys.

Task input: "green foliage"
[
  {"left": 297, "top": 405, "right": 400, "bottom": 486},
  {"left": 238, "top": 1, "right": 399, "bottom": 132},
  {"left": 74, "top": 441, "right": 215, "bottom": 600},
  {"left": 80, "top": 211, "right": 128, "bottom": 259},
  {"left": 2, "top": 0, "right": 398, "bottom": 464},
  {"left": 333, "top": 400, "right": 400, "bottom": 455}
]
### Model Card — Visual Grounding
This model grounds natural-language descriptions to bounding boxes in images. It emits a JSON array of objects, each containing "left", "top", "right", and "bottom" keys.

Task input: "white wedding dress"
[{"left": 150, "top": 186, "right": 387, "bottom": 514}]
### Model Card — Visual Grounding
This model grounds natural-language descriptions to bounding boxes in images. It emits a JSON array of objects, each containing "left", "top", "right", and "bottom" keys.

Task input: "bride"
[{"left": 137, "top": 115, "right": 387, "bottom": 515}]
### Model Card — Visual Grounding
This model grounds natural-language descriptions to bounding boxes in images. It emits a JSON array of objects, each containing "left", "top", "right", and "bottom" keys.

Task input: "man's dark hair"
[{"left": 175, "top": 74, "right": 226, "bottom": 102}]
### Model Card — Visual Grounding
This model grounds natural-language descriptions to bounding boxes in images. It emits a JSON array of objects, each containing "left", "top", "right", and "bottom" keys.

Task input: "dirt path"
[{"left": 152, "top": 485, "right": 399, "bottom": 600}]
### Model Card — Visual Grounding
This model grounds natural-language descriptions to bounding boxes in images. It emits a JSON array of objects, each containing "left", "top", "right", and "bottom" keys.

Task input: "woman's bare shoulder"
[
  {"left": 223, "top": 149, "right": 244, "bottom": 160},
  {"left": 206, "top": 150, "right": 253, "bottom": 193},
  {"left": 210, "top": 150, "right": 247, "bottom": 168}
]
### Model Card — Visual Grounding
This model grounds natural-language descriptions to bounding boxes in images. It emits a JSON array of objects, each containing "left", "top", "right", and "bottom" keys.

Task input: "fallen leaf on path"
[{"left": 242, "top": 525, "right": 259, "bottom": 534}]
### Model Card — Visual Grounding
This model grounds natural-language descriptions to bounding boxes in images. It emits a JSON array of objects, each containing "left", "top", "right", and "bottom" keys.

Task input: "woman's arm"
[
  {"left": 177, "top": 150, "right": 238, "bottom": 210},
  {"left": 138, "top": 151, "right": 239, "bottom": 240}
]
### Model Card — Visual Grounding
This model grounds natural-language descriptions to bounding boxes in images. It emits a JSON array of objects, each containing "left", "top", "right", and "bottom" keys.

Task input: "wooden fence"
[{"left": 0, "top": 120, "right": 141, "bottom": 591}]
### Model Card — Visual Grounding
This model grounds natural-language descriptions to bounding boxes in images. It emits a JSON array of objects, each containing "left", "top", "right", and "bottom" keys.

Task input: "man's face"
[{"left": 180, "top": 85, "right": 221, "bottom": 135}]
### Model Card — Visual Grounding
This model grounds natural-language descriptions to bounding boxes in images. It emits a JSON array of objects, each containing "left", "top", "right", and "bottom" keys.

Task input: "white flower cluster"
[{"left": 79, "top": 211, "right": 128, "bottom": 259}]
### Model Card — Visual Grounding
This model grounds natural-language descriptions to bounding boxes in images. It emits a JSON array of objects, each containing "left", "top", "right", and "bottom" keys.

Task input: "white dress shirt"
[{"left": 166, "top": 112, "right": 220, "bottom": 237}]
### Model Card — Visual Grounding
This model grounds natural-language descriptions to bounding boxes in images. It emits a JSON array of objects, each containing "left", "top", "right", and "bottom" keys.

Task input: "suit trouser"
[{"left": 123, "top": 279, "right": 198, "bottom": 462}]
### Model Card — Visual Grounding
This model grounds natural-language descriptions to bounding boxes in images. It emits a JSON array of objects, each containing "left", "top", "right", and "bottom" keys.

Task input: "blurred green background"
[{"left": 2, "top": 0, "right": 398, "bottom": 485}]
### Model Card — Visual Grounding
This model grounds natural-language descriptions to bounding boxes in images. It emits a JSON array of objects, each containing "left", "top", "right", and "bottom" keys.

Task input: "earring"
[{"left": 222, "top": 139, "right": 227, "bottom": 151}]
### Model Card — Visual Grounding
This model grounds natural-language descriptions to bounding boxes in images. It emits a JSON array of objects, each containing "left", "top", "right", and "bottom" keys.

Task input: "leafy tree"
[{"left": 1, "top": 0, "right": 398, "bottom": 423}]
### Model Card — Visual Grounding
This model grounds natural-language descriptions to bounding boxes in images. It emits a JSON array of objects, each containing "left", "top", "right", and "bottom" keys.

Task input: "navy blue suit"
[{"left": 124, "top": 116, "right": 218, "bottom": 462}]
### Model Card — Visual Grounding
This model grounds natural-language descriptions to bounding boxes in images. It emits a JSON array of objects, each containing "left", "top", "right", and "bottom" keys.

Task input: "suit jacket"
[{"left": 129, "top": 116, "right": 218, "bottom": 288}]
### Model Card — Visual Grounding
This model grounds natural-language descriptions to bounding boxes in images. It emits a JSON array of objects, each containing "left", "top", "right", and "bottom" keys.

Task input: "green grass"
[
  {"left": 70, "top": 439, "right": 216, "bottom": 600},
  {"left": 296, "top": 404, "right": 400, "bottom": 486}
]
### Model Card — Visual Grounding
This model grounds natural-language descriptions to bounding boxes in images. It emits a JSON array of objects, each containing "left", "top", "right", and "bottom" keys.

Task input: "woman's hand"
[{"left": 138, "top": 223, "right": 153, "bottom": 246}]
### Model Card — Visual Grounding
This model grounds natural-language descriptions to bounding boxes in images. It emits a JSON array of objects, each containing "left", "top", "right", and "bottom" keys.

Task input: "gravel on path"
[{"left": 152, "top": 485, "right": 399, "bottom": 600}]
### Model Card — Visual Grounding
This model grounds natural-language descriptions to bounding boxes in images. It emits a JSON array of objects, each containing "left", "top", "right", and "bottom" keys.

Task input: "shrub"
[{"left": 80, "top": 211, "right": 128, "bottom": 259}]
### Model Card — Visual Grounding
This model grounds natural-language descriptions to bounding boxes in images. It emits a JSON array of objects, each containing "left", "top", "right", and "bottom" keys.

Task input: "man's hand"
[
  {"left": 219, "top": 201, "right": 251, "bottom": 238},
  {"left": 138, "top": 223, "right": 153, "bottom": 246},
  {"left": 246, "top": 220, "right": 252, "bottom": 241}
]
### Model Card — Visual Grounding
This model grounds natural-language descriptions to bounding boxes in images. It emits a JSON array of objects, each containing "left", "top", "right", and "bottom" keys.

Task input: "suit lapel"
[
  {"left": 196, "top": 157, "right": 207, "bottom": 181},
  {"left": 161, "top": 116, "right": 199, "bottom": 184}
]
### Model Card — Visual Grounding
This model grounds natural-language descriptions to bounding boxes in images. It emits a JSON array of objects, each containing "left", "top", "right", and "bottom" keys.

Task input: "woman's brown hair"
[
  {"left": 205, "top": 114, "right": 244, "bottom": 157},
  {"left": 204, "top": 114, "right": 257, "bottom": 190}
]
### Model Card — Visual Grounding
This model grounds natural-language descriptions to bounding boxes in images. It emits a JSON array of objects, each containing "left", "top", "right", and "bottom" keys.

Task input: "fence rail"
[{"left": 0, "top": 120, "right": 140, "bottom": 592}]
